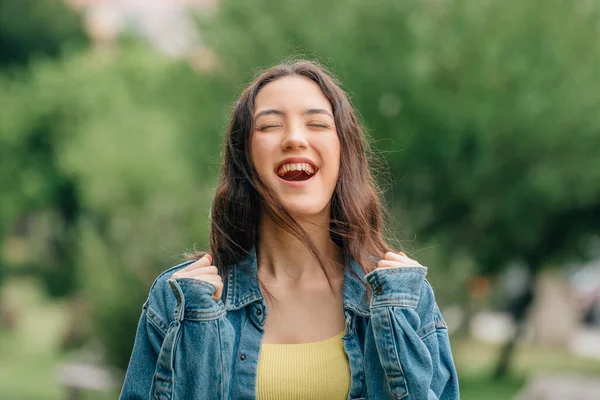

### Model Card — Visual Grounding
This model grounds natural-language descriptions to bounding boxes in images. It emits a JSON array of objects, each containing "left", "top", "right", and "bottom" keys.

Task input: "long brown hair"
[{"left": 189, "top": 59, "right": 393, "bottom": 287}]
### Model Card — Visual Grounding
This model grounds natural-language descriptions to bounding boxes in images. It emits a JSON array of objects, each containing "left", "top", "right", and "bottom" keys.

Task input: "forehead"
[{"left": 254, "top": 75, "right": 333, "bottom": 114}]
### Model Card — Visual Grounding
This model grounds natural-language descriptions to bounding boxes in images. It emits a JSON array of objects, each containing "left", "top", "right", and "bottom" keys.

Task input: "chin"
[{"left": 281, "top": 200, "right": 329, "bottom": 219}]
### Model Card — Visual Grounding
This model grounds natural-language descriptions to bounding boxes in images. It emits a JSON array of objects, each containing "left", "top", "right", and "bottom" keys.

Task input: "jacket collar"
[{"left": 224, "top": 247, "right": 370, "bottom": 317}]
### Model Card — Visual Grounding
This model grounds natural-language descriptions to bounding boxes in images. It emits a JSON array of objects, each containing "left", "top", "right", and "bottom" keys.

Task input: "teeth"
[{"left": 277, "top": 162, "right": 316, "bottom": 176}]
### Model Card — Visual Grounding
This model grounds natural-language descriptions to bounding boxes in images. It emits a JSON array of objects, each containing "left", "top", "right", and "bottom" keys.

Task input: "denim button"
[
  {"left": 240, "top": 354, "right": 246, "bottom": 361},
  {"left": 375, "top": 286, "right": 383, "bottom": 295},
  {"left": 256, "top": 308, "right": 262, "bottom": 315}
]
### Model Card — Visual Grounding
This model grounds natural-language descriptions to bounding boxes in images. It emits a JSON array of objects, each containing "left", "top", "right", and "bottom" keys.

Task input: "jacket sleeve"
[
  {"left": 365, "top": 267, "right": 460, "bottom": 400},
  {"left": 119, "top": 303, "right": 166, "bottom": 399},
  {"left": 120, "top": 273, "right": 233, "bottom": 400}
]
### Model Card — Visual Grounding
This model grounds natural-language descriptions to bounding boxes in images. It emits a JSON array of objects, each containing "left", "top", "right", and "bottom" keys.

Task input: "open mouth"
[
  {"left": 280, "top": 170, "right": 312, "bottom": 181},
  {"left": 276, "top": 162, "right": 317, "bottom": 182}
]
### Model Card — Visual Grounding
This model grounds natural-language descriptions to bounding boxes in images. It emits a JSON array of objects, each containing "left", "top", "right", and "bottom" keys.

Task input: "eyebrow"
[
  {"left": 304, "top": 108, "right": 334, "bottom": 119},
  {"left": 254, "top": 108, "right": 334, "bottom": 119},
  {"left": 254, "top": 109, "right": 284, "bottom": 119}
]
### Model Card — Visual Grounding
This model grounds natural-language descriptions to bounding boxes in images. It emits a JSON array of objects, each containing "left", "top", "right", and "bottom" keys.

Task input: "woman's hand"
[
  {"left": 171, "top": 254, "right": 223, "bottom": 300},
  {"left": 377, "top": 251, "right": 421, "bottom": 269}
]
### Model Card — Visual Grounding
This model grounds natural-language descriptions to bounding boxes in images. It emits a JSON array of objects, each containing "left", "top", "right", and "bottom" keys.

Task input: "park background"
[{"left": 1, "top": 0, "right": 600, "bottom": 398}]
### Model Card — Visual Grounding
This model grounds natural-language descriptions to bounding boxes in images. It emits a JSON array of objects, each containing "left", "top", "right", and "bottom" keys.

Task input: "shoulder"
[
  {"left": 142, "top": 259, "right": 196, "bottom": 333},
  {"left": 146, "top": 259, "right": 196, "bottom": 299}
]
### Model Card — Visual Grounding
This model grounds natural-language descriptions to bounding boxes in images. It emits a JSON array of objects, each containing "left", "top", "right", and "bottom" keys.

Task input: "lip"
[{"left": 275, "top": 157, "right": 319, "bottom": 187}]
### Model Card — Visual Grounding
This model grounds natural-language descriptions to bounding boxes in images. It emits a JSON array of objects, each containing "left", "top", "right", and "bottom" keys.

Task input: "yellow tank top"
[{"left": 256, "top": 331, "right": 351, "bottom": 400}]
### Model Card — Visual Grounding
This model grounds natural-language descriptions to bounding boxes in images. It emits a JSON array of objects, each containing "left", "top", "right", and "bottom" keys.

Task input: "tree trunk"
[{"left": 493, "top": 265, "right": 538, "bottom": 379}]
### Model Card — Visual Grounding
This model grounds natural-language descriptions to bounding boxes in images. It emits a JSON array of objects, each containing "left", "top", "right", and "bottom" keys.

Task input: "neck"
[{"left": 257, "top": 210, "right": 343, "bottom": 284}]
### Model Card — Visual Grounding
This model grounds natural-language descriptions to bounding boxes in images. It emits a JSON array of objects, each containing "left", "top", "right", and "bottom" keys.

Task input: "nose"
[{"left": 281, "top": 123, "right": 308, "bottom": 151}]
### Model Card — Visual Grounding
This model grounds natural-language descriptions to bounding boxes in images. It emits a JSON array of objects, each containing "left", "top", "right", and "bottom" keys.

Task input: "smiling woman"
[
  {"left": 251, "top": 75, "right": 340, "bottom": 217},
  {"left": 119, "top": 60, "right": 459, "bottom": 400}
]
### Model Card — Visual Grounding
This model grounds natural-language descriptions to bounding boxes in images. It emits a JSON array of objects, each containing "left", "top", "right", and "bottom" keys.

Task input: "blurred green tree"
[
  {"left": 2, "top": 0, "right": 599, "bottom": 378},
  {"left": 0, "top": 0, "right": 88, "bottom": 295},
  {"left": 202, "top": 0, "right": 600, "bottom": 376},
  {"left": 0, "top": 41, "right": 230, "bottom": 363},
  {"left": 0, "top": 0, "right": 87, "bottom": 68}
]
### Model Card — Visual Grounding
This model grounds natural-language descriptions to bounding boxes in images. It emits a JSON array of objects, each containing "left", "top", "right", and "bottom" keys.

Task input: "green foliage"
[
  {"left": 0, "top": 45, "right": 229, "bottom": 365},
  {"left": 2, "top": 0, "right": 600, "bottom": 372},
  {"left": 0, "top": 0, "right": 87, "bottom": 68},
  {"left": 202, "top": 0, "right": 600, "bottom": 375},
  {"left": 42, "top": 47, "right": 226, "bottom": 366},
  {"left": 0, "top": 0, "right": 87, "bottom": 292},
  {"left": 205, "top": 0, "right": 600, "bottom": 273}
]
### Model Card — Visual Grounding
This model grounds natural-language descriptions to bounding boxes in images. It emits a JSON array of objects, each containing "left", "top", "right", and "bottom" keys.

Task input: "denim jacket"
[{"left": 120, "top": 249, "right": 459, "bottom": 399}]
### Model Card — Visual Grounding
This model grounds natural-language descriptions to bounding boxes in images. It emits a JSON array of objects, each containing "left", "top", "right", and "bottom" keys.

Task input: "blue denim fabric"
[{"left": 120, "top": 249, "right": 459, "bottom": 399}]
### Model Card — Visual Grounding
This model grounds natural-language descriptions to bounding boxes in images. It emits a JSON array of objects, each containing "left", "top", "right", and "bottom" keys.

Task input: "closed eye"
[
  {"left": 307, "top": 123, "right": 331, "bottom": 129},
  {"left": 257, "top": 124, "right": 282, "bottom": 131}
]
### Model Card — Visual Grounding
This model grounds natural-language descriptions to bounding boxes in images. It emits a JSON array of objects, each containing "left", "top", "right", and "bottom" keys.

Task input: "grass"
[
  {"left": 0, "top": 278, "right": 117, "bottom": 400},
  {"left": 1, "top": 277, "right": 599, "bottom": 399},
  {"left": 453, "top": 338, "right": 600, "bottom": 376},
  {"left": 453, "top": 337, "right": 600, "bottom": 400},
  {"left": 460, "top": 374, "right": 525, "bottom": 400},
  {"left": 0, "top": 279, "right": 66, "bottom": 399}
]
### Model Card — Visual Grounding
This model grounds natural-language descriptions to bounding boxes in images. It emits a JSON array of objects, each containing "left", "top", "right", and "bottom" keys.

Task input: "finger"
[
  {"left": 377, "top": 259, "right": 402, "bottom": 269},
  {"left": 194, "top": 265, "right": 219, "bottom": 275},
  {"left": 213, "top": 281, "right": 224, "bottom": 300},
  {"left": 176, "top": 268, "right": 221, "bottom": 282},
  {"left": 385, "top": 252, "right": 417, "bottom": 263},
  {"left": 387, "top": 251, "right": 419, "bottom": 265},
  {"left": 384, "top": 252, "right": 404, "bottom": 261},
  {"left": 171, "top": 270, "right": 185, "bottom": 279},
  {"left": 171, "top": 264, "right": 218, "bottom": 280},
  {"left": 175, "top": 262, "right": 203, "bottom": 276},
  {"left": 185, "top": 254, "right": 213, "bottom": 272},
  {"left": 200, "top": 277, "right": 223, "bottom": 300},
  {"left": 169, "top": 271, "right": 223, "bottom": 299},
  {"left": 398, "top": 254, "right": 420, "bottom": 265},
  {"left": 198, "top": 275, "right": 222, "bottom": 285},
  {"left": 378, "top": 258, "right": 420, "bottom": 269}
]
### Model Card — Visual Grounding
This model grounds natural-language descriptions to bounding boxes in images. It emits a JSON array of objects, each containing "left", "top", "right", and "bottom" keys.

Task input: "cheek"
[
  {"left": 329, "top": 139, "right": 341, "bottom": 177},
  {"left": 250, "top": 137, "right": 271, "bottom": 174},
  {"left": 317, "top": 138, "right": 341, "bottom": 191},
  {"left": 252, "top": 140, "right": 285, "bottom": 188}
]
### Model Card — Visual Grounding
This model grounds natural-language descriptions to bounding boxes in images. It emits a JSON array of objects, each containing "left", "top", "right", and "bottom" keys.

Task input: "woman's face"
[{"left": 251, "top": 75, "right": 341, "bottom": 219}]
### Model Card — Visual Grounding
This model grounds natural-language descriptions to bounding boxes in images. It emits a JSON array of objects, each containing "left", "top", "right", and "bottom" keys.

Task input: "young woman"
[{"left": 120, "top": 60, "right": 459, "bottom": 400}]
